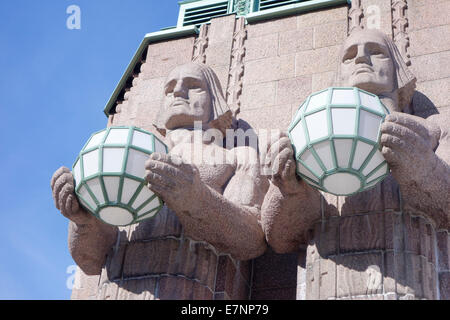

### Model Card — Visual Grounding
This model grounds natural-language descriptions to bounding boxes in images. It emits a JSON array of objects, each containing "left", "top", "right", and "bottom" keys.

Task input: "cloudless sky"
[{"left": 0, "top": 0, "right": 180, "bottom": 299}]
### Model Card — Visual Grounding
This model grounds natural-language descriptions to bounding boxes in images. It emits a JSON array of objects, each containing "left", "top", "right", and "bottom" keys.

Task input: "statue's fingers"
[
  {"left": 266, "top": 139, "right": 293, "bottom": 173},
  {"left": 147, "top": 152, "right": 187, "bottom": 171},
  {"left": 168, "top": 154, "right": 184, "bottom": 166},
  {"left": 145, "top": 171, "right": 176, "bottom": 189},
  {"left": 380, "top": 123, "right": 430, "bottom": 153},
  {"left": 67, "top": 194, "right": 80, "bottom": 215},
  {"left": 265, "top": 131, "right": 288, "bottom": 153},
  {"left": 51, "top": 166, "right": 71, "bottom": 190},
  {"left": 149, "top": 152, "right": 183, "bottom": 166},
  {"left": 380, "top": 133, "right": 404, "bottom": 149},
  {"left": 281, "top": 158, "right": 297, "bottom": 181},
  {"left": 149, "top": 152, "right": 169, "bottom": 161},
  {"left": 264, "top": 154, "right": 273, "bottom": 175},
  {"left": 380, "top": 133, "right": 419, "bottom": 157},
  {"left": 385, "top": 112, "right": 438, "bottom": 144},
  {"left": 63, "top": 193, "right": 78, "bottom": 218},
  {"left": 380, "top": 121, "right": 408, "bottom": 137},
  {"left": 381, "top": 146, "right": 401, "bottom": 168},
  {"left": 147, "top": 182, "right": 171, "bottom": 200},
  {"left": 258, "top": 130, "right": 287, "bottom": 153},
  {"left": 66, "top": 197, "right": 93, "bottom": 225},
  {"left": 267, "top": 137, "right": 292, "bottom": 157},
  {"left": 273, "top": 148, "right": 294, "bottom": 178},
  {"left": 58, "top": 182, "right": 75, "bottom": 213},
  {"left": 145, "top": 160, "right": 184, "bottom": 181},
  {"left": 53, "top": 173, "right": 73, "bottom": 209}
]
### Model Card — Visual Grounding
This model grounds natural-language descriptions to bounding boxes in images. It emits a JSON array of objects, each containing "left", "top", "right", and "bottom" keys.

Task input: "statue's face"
[
  {"left": 161, "top": 63, "right": 212, "bottom": 130},
  {"left": 339, "top": 31, "right": 395, "bottom": 95}
]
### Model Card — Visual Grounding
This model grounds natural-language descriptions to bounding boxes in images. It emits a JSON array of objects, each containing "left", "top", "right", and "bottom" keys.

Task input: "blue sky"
[{"left": 0, "top": 0, "right": 179, "bottom": 299}]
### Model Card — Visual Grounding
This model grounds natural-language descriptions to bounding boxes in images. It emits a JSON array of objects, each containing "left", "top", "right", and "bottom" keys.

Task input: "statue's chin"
[
  {"left": 353, "top": 82, "right": 375, "bottom": 93},
  {"left": 349, "top": 73, "right": 375, "bottom": 91},
  {"left": 163, "top": 113, "right": 204, "bottom": 131},
  {"left": 349, "top": 74, "right": 392, "bottom": 96},
  {"left": 164, "top": 118, "right": 192, "bottom": 130}
]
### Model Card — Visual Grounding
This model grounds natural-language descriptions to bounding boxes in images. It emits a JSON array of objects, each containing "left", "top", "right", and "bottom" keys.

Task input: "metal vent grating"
[
  {"left": 258, "top": 0, "right": 303, "bottom": 11},
  {"left": 183, "top": 1, "right": 229, "bottom": 26}
]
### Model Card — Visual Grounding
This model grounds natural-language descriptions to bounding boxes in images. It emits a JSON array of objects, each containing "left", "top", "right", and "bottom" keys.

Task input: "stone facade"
[{"left": 69, "top": 0, "right": 450, "bottom": 300}]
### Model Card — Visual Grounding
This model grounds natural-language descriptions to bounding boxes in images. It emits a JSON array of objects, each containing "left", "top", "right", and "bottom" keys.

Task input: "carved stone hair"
[
  {"left": 336, "top": 29, "right": 416, "bottom": 111},
  {"left": 154, "top": 62, "right": 232, "bottom": 136}
]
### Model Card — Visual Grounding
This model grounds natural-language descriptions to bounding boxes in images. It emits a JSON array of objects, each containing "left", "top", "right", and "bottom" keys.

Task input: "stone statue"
[
  {"left": 51, "top": 62, "right": 268, "bottom": 299},
  {"left": 262, "top": 29, "right": 449, "bottom": 299},
  {"left": 146, "top": 62, "right": 267, "bottom": 260},
  {"left": 338, "top": 30, "right": 448, "bottom": 226}
]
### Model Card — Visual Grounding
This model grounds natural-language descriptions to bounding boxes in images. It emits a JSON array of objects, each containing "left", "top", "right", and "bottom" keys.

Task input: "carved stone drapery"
[
  {"left": 348, "top": 0, "right": 364, "bottom": 34},
  {"left": 391, "top": 0, "right": 411, "bottom": 66},
  {"left": 192, "top": 24, "right": 209, "bottom": 64},
  {"left": 226, "top": 17, "right": 247, "bottom": 116}
]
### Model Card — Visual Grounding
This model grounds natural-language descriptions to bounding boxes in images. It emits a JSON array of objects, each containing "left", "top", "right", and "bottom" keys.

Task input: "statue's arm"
[
  {"left": 410, "top": 114, "right": 449, "bottom": 224},
  {"left": 260, "top": 136, "right": 321, "bottom": 254},
  {"left": 380, "top": 112, "right": 450, "bottom": 228},
  {"left": 51, "top": 167, "right": 118, "bottom": 275},
  {"left": 145, "top": 151, "right": 267, "bottom": 261},
  {"left": 67, "top": 219, "right": 118, "bottom": 275}
]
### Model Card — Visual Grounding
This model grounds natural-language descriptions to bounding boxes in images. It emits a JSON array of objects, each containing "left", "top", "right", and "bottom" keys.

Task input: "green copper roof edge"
[
  {"left": 246, "top": 0, "right": 349, "bottom": 23},
  {"left": 103, "top": 25, "right": 199, "bottom": 117},
  {"left": 178, "top": 0, "right": 205, "bottom": 5}
]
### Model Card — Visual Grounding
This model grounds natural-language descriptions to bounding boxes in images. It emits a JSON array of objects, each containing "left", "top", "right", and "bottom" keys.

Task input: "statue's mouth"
[
  {"left": 353, "top": 66, "right": 374, "bottom": 75},
  {"left": 171, "top": 99, "right": 189, "bottom": 107}
]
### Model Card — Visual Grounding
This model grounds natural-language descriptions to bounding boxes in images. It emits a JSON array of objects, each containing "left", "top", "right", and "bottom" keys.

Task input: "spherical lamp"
[
  {"left": 72, "top": 126, "right": 167, "bottom": 226},
  {"left": 288, "top": 87, "right": 390, "bottom": 196}
]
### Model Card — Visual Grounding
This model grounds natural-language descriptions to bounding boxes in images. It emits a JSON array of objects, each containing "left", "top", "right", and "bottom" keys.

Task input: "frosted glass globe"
[
  {"left": 72, "top": 126, "right": 167, "bottom": 226},
  {"left": 288, "top": 87, "right": 390, "bottom": 196}
]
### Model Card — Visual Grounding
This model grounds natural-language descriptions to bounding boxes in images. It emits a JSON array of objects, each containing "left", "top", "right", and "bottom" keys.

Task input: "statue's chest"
[{"left": 170, "top": 143, "right": 235, "bottom": 192}]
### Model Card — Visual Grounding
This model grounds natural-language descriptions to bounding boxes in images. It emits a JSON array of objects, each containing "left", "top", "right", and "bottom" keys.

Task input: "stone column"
[
  {"left": 88, "top": 208, "right": 251, "bottom": 300},
  {"left": 299, "top": 178, "right": 441, "bottom": 300},
  {"left": 436, "top": 230, "right": 450, "bottom": 300}
]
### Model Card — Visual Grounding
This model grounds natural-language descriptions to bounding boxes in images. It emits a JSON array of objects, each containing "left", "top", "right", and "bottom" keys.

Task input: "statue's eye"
[
  {"left": 342, "top": 46, "right": 357, "bottom": 63},
  {"left": 189, "top": 86, "right": 203, "bottom": 92},
  {"left": 165, "top": 88, "right": 173, "bottom": 96},
  {"left": 369, "top": 44, "right": 388, "bottom": 58},
  {"left": 164, "top": 81, "right": 176, "bottom": 96},
  {"left": 373, "top": 51, "right": 387, "bottom": 58},
  {"left": 187, "top": 79, "right": 205, "bottom": 92},
  {"left": 343, "top": 54, "right": 354, "bottom": 63}
]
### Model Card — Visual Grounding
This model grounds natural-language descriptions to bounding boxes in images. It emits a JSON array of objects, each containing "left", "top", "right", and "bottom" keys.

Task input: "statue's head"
[
  {"left": 154, "top": 62, "right": 232, "bottom": 136},
  {"left": 337, "top": 29, "right": 416, "bottom": 111}
]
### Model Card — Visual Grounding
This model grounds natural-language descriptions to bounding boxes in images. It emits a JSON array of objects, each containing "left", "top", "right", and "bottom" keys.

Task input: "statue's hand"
[
  {"left": 265, "top": 133, "right": 303, "bottom": 195},
  {"left": 52, "top": 167, "right": 117, "bottom": 275},
  {"left": 145, "top": 153, "right": 201, "bottom": 212},
  {"left": 380, "top": 112, "right": 441, "bottom": 186},
  {"left": 51, "top": 166, "right": 93, "bottom": 225}
]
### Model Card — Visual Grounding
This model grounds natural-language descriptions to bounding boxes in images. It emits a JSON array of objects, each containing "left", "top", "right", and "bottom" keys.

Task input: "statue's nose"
[
  {"left": 355, "top": 46, "right": 371, "bottom": 65},
  {"left": 173, "top": 80, "right": 188, "bottom": 98}
]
